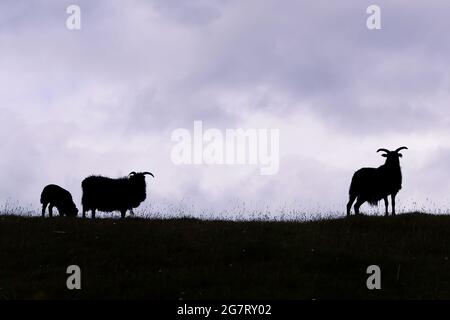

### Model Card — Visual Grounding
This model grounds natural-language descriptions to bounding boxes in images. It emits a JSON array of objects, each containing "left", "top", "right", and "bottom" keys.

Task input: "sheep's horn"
[
  {"left": 395, "top": 146, "right": 408, "bottom": 153},
  {"left": 377, "top": 148, "right": 390, "bottom": 154},
  {"left": 142, "top": 172, "right": 154, "bottom": 178},
  {"left": 128, "top": 171, "right": 137, "bottom": 177}
]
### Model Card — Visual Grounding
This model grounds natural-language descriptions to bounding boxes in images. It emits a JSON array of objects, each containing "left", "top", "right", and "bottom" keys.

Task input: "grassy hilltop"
[{"left": 1, "top": 213, "right": 450, "bottom": 299}]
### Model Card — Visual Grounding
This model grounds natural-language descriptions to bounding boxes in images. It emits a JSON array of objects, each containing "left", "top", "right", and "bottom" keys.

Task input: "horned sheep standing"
[
  {"left": 81, "top": 171, "right": 154, "bottom": 219},
  {"left": 346, "top": 147, "right": 408, "bottom": 216}
]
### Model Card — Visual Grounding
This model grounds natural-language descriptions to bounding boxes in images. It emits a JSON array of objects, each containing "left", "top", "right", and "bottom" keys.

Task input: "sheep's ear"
[
  {"left": 398, "top": 153, "right": 403, "bottom": 157},
  {"left": 381, "top": 154, "right": 387, "bottom": 157}
]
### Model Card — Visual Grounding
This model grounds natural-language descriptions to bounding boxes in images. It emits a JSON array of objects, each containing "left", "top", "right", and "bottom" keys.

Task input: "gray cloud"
[{"left": 1, "top": 0, "right": 450, "bottom": 216}]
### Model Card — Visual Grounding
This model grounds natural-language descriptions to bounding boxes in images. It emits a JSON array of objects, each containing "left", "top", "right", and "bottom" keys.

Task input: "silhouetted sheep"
[
  {"left": 81, "top": 171, "right": 154, "bottom": 219},
  {"left": 346, "top": 147, "right": 408, "bottom": 216},
  {"left": 40, "top": 184, "right": 78, "bottom": 217}
]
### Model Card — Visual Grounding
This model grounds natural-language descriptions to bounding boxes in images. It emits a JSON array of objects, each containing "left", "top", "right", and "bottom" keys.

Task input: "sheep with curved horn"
[
  {"left": 81, "top": 171, "right": 154, "bottom": 219},
  {"left": 346, "top": 147, "right": 408, "bottom": 216}
]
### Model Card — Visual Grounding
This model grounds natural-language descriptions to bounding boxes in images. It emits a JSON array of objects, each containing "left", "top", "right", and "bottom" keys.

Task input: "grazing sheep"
[
  {"left": 40, "top": 184, "right": 79, "bottom": 217},
  {"left": 81, "top": 171, "right": 154, "bottom": 219},
  {"left": 346, "top": 147, "right": 408, "bottom": 216}
]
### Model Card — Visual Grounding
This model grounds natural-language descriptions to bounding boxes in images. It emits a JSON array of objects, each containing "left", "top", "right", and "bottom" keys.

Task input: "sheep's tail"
[
  {"left": 349, "top": 173, "right": 380, "bottom": 206},
  {"left": 348, "top": 174, "right": 358, "bottom": 197},
  {"left": 81, "top": 179, "right": 88, "bottom": 206},
  {"left": 40, "top": 187, "right": 47, "bottom": 204}
]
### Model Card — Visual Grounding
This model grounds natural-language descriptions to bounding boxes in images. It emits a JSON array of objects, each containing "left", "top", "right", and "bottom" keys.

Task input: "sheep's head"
[
  {"left": 64, "top": 202, "right": 79, "bottom": 217},
  {"left": 377, "top": 146, "right": 408, "bottom": 166},
  {"left": 128, "top": 171, "right": 154, "bottom": 183},
  {"left": 127, "top": 172, "right": 154, "bottom": 205}
]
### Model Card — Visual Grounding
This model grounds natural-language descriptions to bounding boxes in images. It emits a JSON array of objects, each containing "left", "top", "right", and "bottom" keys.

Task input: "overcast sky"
[{"left": 1, "top": 0, "right": 449, "bottom": 218}]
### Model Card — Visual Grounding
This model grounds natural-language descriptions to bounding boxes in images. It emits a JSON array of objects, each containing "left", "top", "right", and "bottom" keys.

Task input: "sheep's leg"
[
  {"left": 82, "top": 207, "right": 86, "bottom": 219},
  {"left": 391, "top": 194, "right": 396, "bottom": 216},
  {"left": 383, "top": 197, "right": 389, "bottom": 216},
  {"left": 92, "top": 209, "right": 96, "bottom": 219},
  {"left": 354, "top": 198, "right": 364, "bottom": 215},
  {"left": 41, "top": 203, "right": 48, "bottom": 217},
  {"left": 121, "top": 210, "right": 126, "bottom": 219},
  {"left": 346, "top": 194, "right": 357, "bottom": 216},
  {"left": 49, "top": 205, "right": 54, "bottom": 218}
]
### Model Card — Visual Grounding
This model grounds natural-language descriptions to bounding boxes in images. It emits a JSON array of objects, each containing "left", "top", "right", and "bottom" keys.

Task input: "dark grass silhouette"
[
  {"left": 82, "top": 171, "right": 154, "bottom": 219},
  {"left": 1, "top": 212, "right": 450, "bottom": 299},
  {"left": 347, "top": 147, "right": 408, "bottom": 216},
  {"left": 40, "top": 184, "right": 78, "bottom": 218}
]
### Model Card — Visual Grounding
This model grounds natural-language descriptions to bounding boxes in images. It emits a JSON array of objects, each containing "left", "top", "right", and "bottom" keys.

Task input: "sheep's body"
[
  {"left": 40, "top": 184, "right": 78, "bottom": 217},
  {"left": 347, "top": 147, "right": 407, "bottom": 216},
  {"left": 349, "top": 166, "right": 402, "bottom": 206},
  {"left": 81, "top": 172, "right": 153, "bottom": 219}
]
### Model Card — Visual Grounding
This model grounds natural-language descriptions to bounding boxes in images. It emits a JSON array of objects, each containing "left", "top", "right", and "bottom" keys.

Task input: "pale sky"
[{"left": 1, "top": 0, "right": 450, "bottom": 218}]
